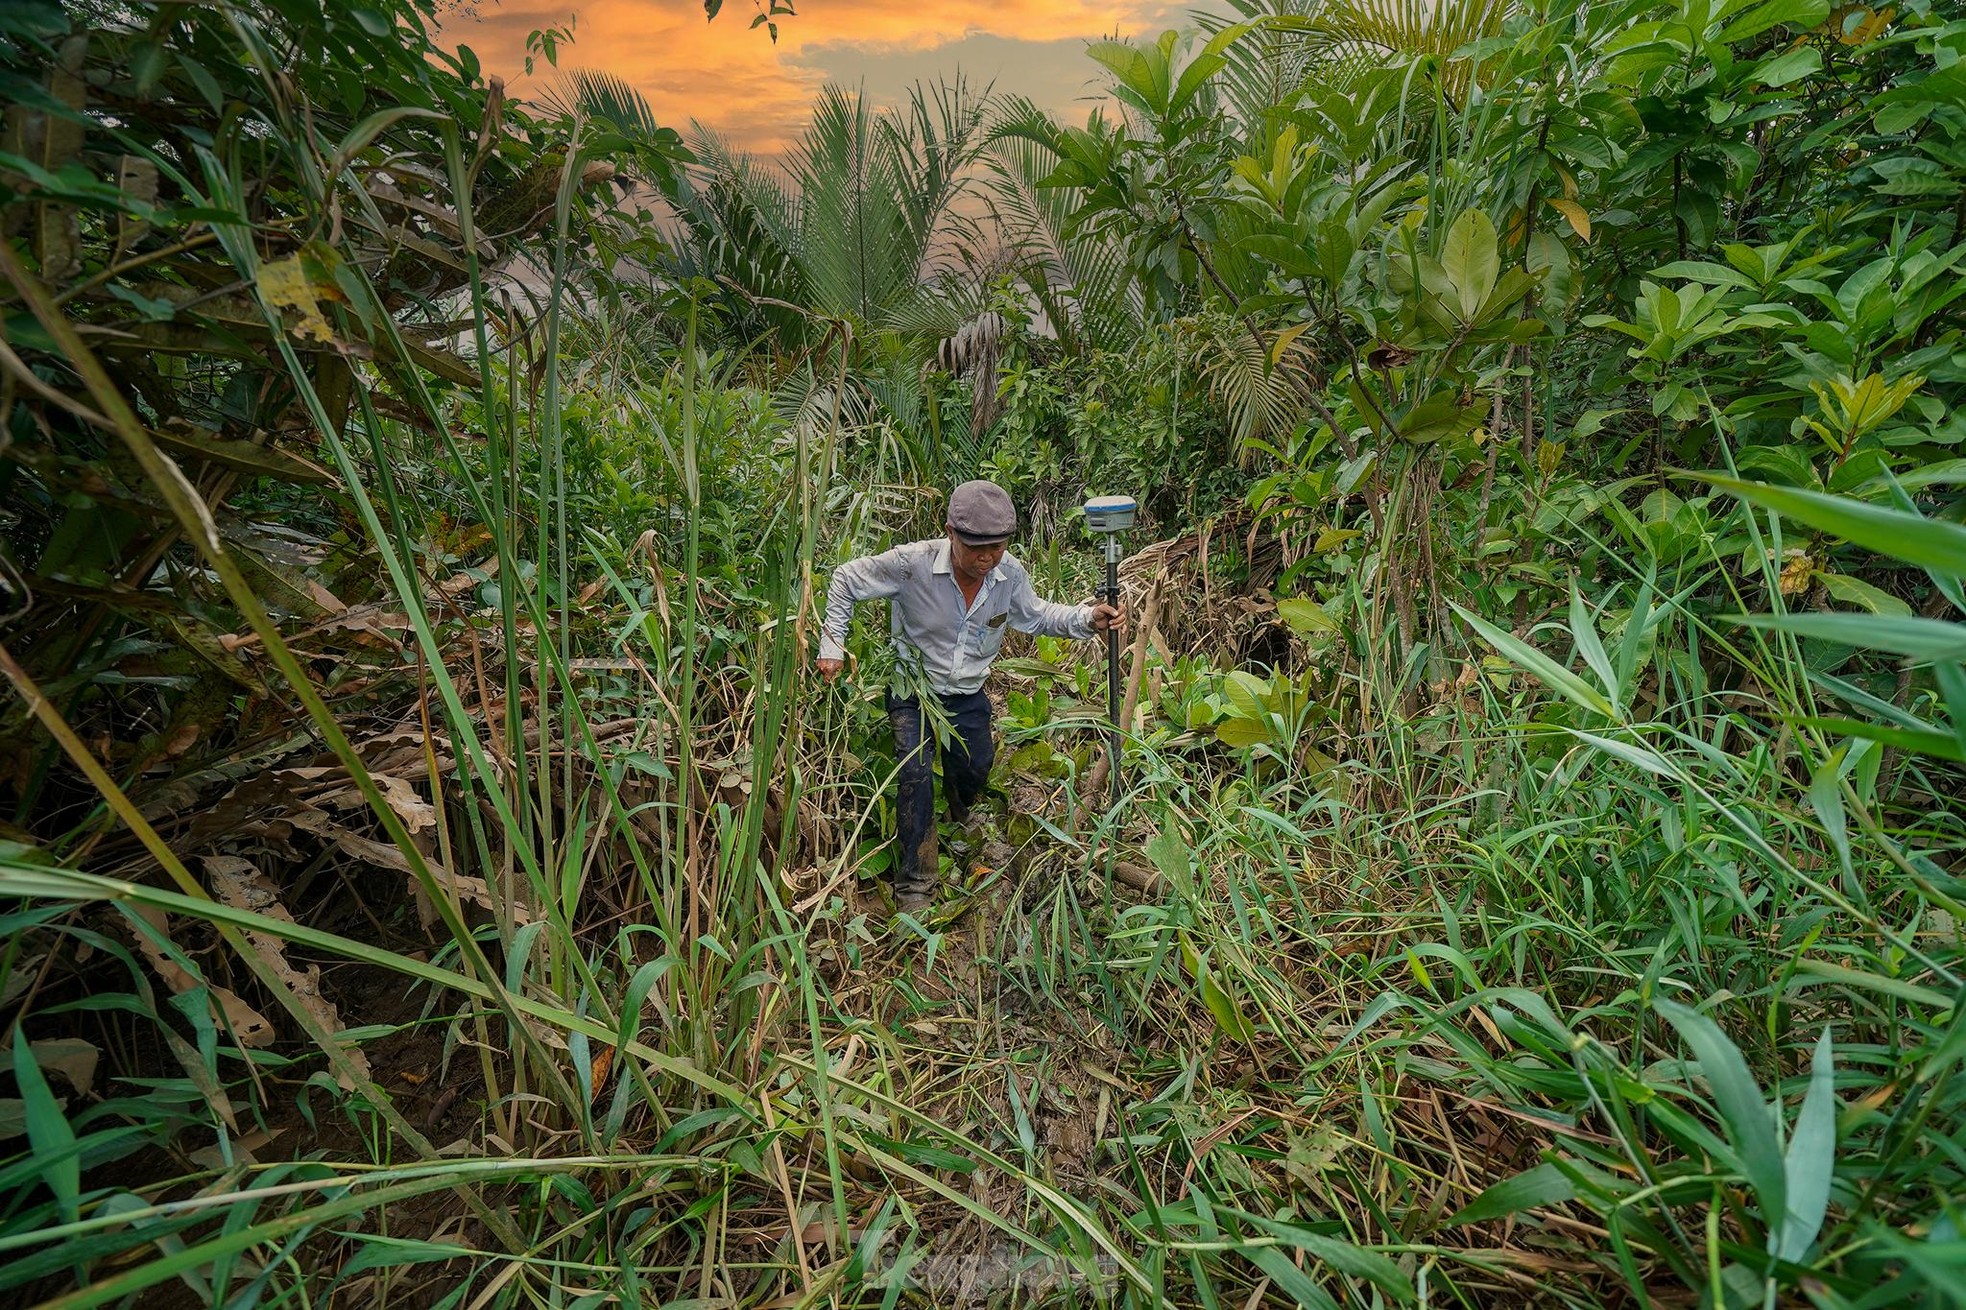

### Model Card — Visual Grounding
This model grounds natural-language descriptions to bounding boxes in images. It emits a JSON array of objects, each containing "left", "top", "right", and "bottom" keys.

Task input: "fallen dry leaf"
[
  {"left": 130, "top": 903, "right": 276, "bottom": 1048},
  {"left": 304, "top": 579, "right": 349, "bottom": 614},
  {"left": 31, "top": 1038, "right": 100, "bottom": 1095},
  {"left": 374, "top": 773, "right": 437, "bottom": 833},
  {"left": 588, "top": 1046, "right": 613, "bottom": 1102},
  {"left": 204, "top": 855, "right": 373, "bottom": 1090},
  {"left": 284, "top": 806, "right": 528, "bottom": 923},
  {"left": 163, "top": 721, "right": 201, "bottom": 757}
]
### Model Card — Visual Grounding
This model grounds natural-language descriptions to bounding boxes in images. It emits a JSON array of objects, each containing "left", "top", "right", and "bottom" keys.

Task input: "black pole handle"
[{"left": 1105, "top": 555, "right": 1121, "bottom": 810}]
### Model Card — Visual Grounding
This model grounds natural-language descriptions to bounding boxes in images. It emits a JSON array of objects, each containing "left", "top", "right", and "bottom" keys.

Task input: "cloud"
[
  {"left": 790, "top": 30, "right": 1118, "bottom": 128},
  {"left": 436, "top": 0, "right": 1208, "bottom": 153}
]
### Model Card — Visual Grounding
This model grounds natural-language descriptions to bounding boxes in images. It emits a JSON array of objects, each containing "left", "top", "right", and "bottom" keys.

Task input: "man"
[{"left": 816, "top": 480, "right": 1127, "bottom": 913}]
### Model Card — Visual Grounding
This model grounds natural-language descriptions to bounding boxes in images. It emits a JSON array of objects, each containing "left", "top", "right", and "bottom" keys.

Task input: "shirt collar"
[{"left": 931, "top": 538, "right": 1008, "bottom": 585}]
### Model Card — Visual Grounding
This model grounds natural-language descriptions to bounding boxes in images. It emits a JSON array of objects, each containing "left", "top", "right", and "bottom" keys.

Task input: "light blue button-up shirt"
[{"left": 818, "top": 538, "right": 1095, "bottom": 695}]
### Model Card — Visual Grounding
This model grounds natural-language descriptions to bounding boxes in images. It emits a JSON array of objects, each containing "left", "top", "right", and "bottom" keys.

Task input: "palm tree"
[
  {"left": 661, "top": 78, "right": 994, "bottom": 351},
  {"left": 978, "top": 96, "right": 1145, "bottom": 356},
  {"left": 1267, "top": 0, "right": 1513, "bottom": 103}
]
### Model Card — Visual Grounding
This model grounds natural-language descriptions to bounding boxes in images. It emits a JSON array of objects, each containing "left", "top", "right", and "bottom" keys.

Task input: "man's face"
[{"left": 947, "top": 532, "right": 1006, "bottom": 582}]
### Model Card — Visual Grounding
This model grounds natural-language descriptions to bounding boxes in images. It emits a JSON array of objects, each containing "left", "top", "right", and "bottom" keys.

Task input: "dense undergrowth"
[{"left": 2, "top": 0, "right": 1964, "bottom": 1305}]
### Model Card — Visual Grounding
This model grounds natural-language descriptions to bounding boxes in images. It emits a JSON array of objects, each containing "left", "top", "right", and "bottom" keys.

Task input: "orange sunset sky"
[{"left": 436, "top": 0, "right": 1210, "bottom": 153}]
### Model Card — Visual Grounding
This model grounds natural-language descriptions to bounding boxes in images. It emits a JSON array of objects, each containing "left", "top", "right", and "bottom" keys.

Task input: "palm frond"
[
  {"left": 1200, "top": 0, "right": 1323, "bottom": 131},
  {"left": 977, "top": 96, "right": 1143, "bottom": 352},
  {"left": 1189, "top": 312, "right": 1317, "bottom": 455},
  {"left": 770, "top": 357, "right": 873, "bottom": 436},
  {"left": 1296, "top": 0, "right": 1514, "bottom": 99},
  {"left": 539, "top": 67, "right": 665, "bottom": 140},
  {"left": 884, "top": 75, "right": 994, "bottom": 281}
]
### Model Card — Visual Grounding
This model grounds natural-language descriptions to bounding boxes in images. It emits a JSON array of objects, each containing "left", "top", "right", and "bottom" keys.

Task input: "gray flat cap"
[{"left": 947, "top": 480, "right": 1017, "bottom": 545}]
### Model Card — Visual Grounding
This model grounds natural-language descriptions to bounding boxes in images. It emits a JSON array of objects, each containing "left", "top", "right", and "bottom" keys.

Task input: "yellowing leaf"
[
  {"left": 1828, "top": 3, "right": 1893, "bottom": 44},
  {"left": 1551, "top": 158, "right": 1580, "bottom": 201},
  {"left": 1270, "top": 321, "right": 1313, "bottom": 367},
  {"left": 258, "top": 256, "right": 335, "bottom": 344},
  {"left": 1810, "top": 371, "right": 1924, "bottom": 441},
  {"left": 1547, "top": 196, "right": 1592, "bottom": 242},
  {"left": 1538, "top": 439, "right": 1567, "bottom": 477}
]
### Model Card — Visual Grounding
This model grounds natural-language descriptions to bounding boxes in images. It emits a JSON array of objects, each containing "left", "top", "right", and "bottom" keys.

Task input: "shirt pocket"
[{"left": 972, "top": 601, "right": 1012, "bottom": 659}]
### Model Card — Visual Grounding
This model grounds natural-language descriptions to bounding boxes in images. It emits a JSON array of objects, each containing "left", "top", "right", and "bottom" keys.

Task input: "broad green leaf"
[
  {"left": 1231, "top": 1209, "right": 1415, "bottom": 1301},
  {"left": 1448, "top": 1162, "right": 1577, "bottom": 1226},
  {"left": 1813, "top": 572, "right": 1912, "bottom": 617},
  {"left": 1883, "top": 458, "right": 1966, "bottom": 490},
  {"left": 1399, "top": 394, "right": 1483, "bottom": 445},
  {"left": 1146, "top": 825, "right": 1190, "bottom": 889},
  {"left": 1277, "top": 598, "right": 1338, "bottom": 635},
  {"left": 1451, "top": 601, "right": 1618, "bottom": 719},
  {"left": 1240, "top": 233, "right": 1317, "bottom": 276},
  {"left": 1733, "top": 613, "right": 1966, "bottom": 661},
  {"left": 1719, "top": 0, "right": 1829, "bottom": 42},
  {"left": 1651, "top": 259, "right": 1758, "bottom": 288},
  {"left": 1171, "top": 21, "right": 1253, "bottom": 115},
  {"left": 1439, "top": 208, "right": 1499, "bottom": 321},
  {"left": 1529, "top": 229, "right": 1575, "bottom": 301},
  {"left": 1221, "top": 670, "right": 1271, "bottom": 720},
  {"left": 1656, "top": 998, "right": 1787, "bottom": 1238},
  {"left": 1706, "top": 475, "right": 1966, "bottom": 579},
  {"left": 1872, "top": 64, "right": 1966, "bottom": 134},
  {"left": 1778, "top": 1029, "right": 1837, "bottom": 1262},
  {"left": 13, "top": 1028, "right": 78, "bottom": 1223},
  {"left": 1753, "top": 46, "right": 1822, "bottom": 86},
  {"left": 1216, "top": 715, "right": 1280, "bottom": 749}
]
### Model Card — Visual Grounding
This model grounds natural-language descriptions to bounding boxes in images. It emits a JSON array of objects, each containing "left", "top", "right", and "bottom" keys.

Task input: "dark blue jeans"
[{"left": 887, "top": 689, "right": 994, "bottom": 890}]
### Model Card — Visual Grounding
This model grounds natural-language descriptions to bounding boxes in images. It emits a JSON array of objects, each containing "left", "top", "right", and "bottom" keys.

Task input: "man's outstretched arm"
[
  {"left": 1005, "top": 572, "right": 1127, "bottom": 639},
  {"left": 816, "top": 546, "right": 911, "bottom": 680}
]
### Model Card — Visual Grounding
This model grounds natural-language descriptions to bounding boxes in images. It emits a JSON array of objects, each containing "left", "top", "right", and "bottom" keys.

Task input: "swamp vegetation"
[{"left": 2, "top": 0, "right": 1965, "bottom": 1304}]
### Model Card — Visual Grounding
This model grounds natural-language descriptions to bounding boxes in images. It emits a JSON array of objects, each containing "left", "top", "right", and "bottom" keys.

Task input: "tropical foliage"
[{"left": 2, "top": 0, "right": 1963, "bottom": 1305}]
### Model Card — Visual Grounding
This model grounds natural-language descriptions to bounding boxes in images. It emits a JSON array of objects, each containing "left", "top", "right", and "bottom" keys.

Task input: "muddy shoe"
[{"left": 893, "top": 883, "right": 934, "bottom": 917}]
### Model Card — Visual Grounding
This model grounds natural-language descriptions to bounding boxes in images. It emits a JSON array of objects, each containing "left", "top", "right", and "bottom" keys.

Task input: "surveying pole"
[{"left": 1083, "top": 494, "right": 1136, "bottom": 810}]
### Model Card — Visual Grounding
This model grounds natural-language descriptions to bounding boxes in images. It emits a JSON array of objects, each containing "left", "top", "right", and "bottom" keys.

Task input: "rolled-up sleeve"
[
  {"left": 1005, "top": 569, "right": 1095, "bottom": 640},
  {"left": 819, "top": 547, "right": 909, "bottom": 661}
]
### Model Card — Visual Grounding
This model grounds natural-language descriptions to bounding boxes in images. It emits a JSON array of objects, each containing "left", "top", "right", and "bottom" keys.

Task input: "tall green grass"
[
  {"left": 9, "top": 248, "right": 1964, "bottom": 1307},
  {"left": 6, "top": 5, "right": 1965, "bottom": 1308}
]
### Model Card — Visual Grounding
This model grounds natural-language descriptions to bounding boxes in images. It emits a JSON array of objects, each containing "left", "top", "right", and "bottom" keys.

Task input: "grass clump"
[{"left": 2, "top": 0, "right": 1964, "bottom": 1306}]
